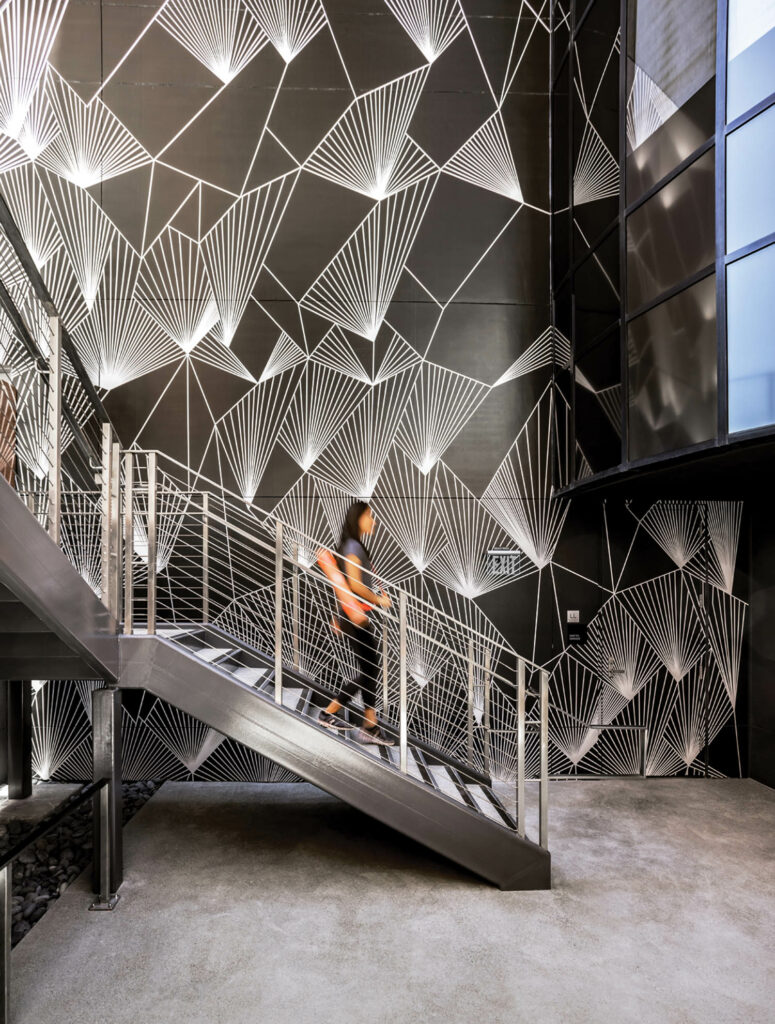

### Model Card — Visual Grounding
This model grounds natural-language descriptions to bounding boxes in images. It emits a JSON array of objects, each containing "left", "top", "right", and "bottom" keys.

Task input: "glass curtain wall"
[
  {"left": 552, "top": 0, "right": 720, "bottom": 484},
  {"left": 725, "top": 0, "right": 775, "bottom": 434},
  {"left": 625, "top": 0, "right": 718, "bottom": 461}
]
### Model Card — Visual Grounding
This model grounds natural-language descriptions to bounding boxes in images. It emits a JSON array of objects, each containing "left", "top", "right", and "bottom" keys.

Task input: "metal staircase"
[{"left": 0, "top": 195, "right": 551, "bottom": 891}]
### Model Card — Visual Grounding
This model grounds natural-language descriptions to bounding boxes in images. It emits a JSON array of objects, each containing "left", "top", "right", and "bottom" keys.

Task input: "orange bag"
[{"left": 316, "top": 548, "right": 369, "bottom": 626}]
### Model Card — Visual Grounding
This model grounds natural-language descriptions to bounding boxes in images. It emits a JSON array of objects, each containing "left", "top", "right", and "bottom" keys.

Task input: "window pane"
[
  {"left": 627, "top": 149, "right": 715, "bottom": 310},
  {"left": 628, "top": 275, "right": 717, "bottom": 458},
  {"left": 626, "top": 0, "right": 716, "bottom": 199},
  {"left": 726, "top": 105, "right": 775, "bottom": 253},
  {"left": 728, "top": 242, "right": 775, "bottom": 432},
  {"left": 728, "top": 0, "right": 775, "bottom": 121},
  {"left": 626, "top": 80, "right": 714, "bottom": 201}
]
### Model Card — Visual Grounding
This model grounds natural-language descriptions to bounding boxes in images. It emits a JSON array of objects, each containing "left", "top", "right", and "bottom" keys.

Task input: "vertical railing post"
[
  {"left": 292, "top": 541, "right": 299, "bottom": 671},
  {"left": 110, "top": 441, "right": 122, "bottom": 622},
  {"left": 0, "top": 861, "right": 10, "bottom": 1024},
  {"left": 147, "top": 452, "right": 157, "bottom": 635},
  {"left": 517, "top": 659, "right": 526, "bottom": 839},
  {"left": 399, "top": 591, "right": 408, "bottom": 774},
  {"left": 90, "top": 687, "right": 122, "bottom": 910},
  {"left": 483, "top": 648, "right": 491, "bottom": 776},
  {"left": 100, "top": 423, "right": 113, "bottom": 610},
  {"left": 123, "top": 451, "right": 133, "bottom": 634},
  {"left": 382, "top": 617, "right": 389, "bottom": 711},
  {"left": 274, "top": 520, "right": 283, "bottom": 704},
  {"left": 202, "top": 492, "right": 209, "bottom": 624},
  {"left": 47, "top": 315, "right": 62, "bottom": 544},
  {"left": 467, "top": 638, "right": 475, "bottom": 769},
  {"left": 539, "top": 668, "right": 549, "bottom": 850},
  {"left": 641, "top": 727, "right": 649, "bottom": 778}
]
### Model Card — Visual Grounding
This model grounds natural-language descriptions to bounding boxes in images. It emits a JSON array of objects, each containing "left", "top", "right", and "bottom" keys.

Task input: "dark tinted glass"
[
  {"left": 572, "top": 0, "right": 620, "bottom": 257},
  {"left": 728, "top": 0, "right": 775, "bottom": 121},
  {"left": 628, "top": 275, "right": 717, "bottom": 459},
  {"left": 626, "top": 79, "right": 715, "bottom": 201},
  {"left": 574, "top": 230, "right": 620, "bottom": 350},
  {"left": 728, "top": 242, "right": 775, "bottom": 433},
  {"left": 726, "top": 105, "right": 775, "bottom": 253},
  {"left": 575, "top": 326, "right": 622, "bottom": 473},
  {"left": 626, "top": 0, "right": 716, "bottom": 199},
  {"left": 626, "top": 149, "right": 715, "bottom": 310}
]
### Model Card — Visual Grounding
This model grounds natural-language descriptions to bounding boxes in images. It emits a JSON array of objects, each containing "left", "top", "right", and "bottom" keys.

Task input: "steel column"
[
  {"left": 90, "top": 688, "right": 122, "bottom": 909},
  {"left": 539, "top": 669, "right": 549, "bottom": 850},
  {"left": 517, "top": 659, "right": 526, "bottom": 838},
  {"left": 0, "top": 863, "right": 9, "bottom": 1024},
  {"left": 202, "top": 492, "right": 209, "bottom": 624},
  {"left": 399, "top": 591, "right": 408, "bottom": 774},
  {"left": 47, "top": 315, "right": 62, "bottom": 545},
  {"left": 146, "top": 452, "right": 157, "bottom": 634},
  {"left": 274, "top": 520, "right": 283, "bottom": 704},
  {"left": 123, "top": 451, "right": 133, "bottom": 634},
  {"left": 6, "top": 681, "right": 31, "bottom": 800}
]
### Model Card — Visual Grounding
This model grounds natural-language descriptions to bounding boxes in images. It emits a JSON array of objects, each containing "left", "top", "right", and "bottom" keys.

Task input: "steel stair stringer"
[
  {"left": 119, "top": 634, "right": 551, "bottom": 891},
  {"left": 0, "top": 475, "right": 119, "bottom": 680}
]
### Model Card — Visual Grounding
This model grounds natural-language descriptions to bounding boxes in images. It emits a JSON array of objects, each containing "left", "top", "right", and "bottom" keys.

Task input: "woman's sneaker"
[
  {"left": 318, "top": 710, "right": 351, "bottom": 731},
  {"left": 355, "top": 725, "right": 396, "bottom": 746}
]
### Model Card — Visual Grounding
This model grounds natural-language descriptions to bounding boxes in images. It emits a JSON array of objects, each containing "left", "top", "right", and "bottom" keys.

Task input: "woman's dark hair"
[{"left": 338, "top": 500, "right": 371, "bottom": 558}]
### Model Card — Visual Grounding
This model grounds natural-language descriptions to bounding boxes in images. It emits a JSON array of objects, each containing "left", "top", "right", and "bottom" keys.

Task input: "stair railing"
[{"left": 116, "top": 447, "right": 550, "bottom": 848}]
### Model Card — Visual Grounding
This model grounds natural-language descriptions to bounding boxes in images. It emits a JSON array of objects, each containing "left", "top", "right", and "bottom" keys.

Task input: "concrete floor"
[{"left": 10, "top": 778, "right": 775, "bottom": 1024}]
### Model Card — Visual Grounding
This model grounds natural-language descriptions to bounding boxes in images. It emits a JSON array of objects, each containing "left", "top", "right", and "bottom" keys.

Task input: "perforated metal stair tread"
[
  {"left": 465, "top": 784, "right": 506, "bottom": 823},
  {"left": 191, "top": 647, "right": 234, "bottom": 663},
  {"left": 428, "top": 765, "right": 467, "bottom": 803}
]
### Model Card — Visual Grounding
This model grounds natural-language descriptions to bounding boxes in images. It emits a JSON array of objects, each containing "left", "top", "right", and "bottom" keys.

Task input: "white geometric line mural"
[{"left": 0, "top": 0, "right": 747, "bottom": 783}]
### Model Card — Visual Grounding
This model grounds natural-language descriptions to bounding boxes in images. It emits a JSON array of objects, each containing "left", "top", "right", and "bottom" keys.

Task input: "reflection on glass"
[
  {"left": 728, "top": 242, "right": 775, "bottom": 432},
  {"left": 628, "top": 275, "right": 717, "bottom": 458},
  {"left": 727, "top": 105, "right": 775, "bottom": 253},
  {"left": 572, "top": 0, "right": 620, "bottom": 257},
  {"left": 574, "top": 231, "right": 620, "bottom": 350},
  {"left": 627, "top": 150, "right": 715, "bottom": 310},
  {"left": 575, "top": 327, "right": 622, "bottom": 473},
  {"left": 626, "top": 0, "right": 716, "bottom": 196},
  {"left": 626, "top": 80, "right": 714, "bottom": 200},
  {"left": 728, "top": 0, "right": 775, "bottom": 122}
]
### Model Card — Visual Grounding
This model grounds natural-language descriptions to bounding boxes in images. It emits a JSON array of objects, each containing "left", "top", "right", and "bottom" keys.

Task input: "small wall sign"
[{"left": 487, "top": 548, "right": 522, "bottom": 576}]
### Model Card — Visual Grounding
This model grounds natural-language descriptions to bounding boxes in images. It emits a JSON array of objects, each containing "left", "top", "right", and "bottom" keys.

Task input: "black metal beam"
[{"left": 6, "top": 681, "right": 31, "bottom": 800}]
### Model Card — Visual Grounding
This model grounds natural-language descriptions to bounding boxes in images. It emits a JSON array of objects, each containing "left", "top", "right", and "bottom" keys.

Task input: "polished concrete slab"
[{"left": 10, "top": 779, "right": 775, "bottom": 1024}]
